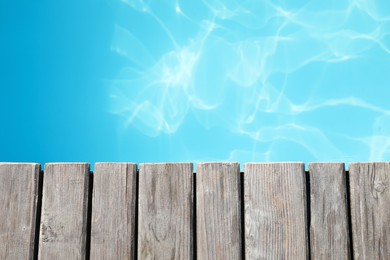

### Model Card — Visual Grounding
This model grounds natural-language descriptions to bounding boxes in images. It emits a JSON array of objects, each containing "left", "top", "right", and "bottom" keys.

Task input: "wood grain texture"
[
  {"left": 0, "top": 163, "right": 41, "bottom": 260},
  {"left": 138, "top": 163, "right": 193, "bottom": 259},
  {"left": 349, "top": 162, "right": 390, "bottom": 259},
  {"left": 196, "top": 163, "right": 242, "bottom": 259},
  {"left": 244, "top": 163, "right": 308, "bottom": 259},
  {"left": 38, "top": 163, "right": 90, "bottom": 260},
  {"left": 309, "top": 163, "right": 350, "bottom": 260},
  {"left": 90, "top": 163, "right": 136, "bottom": 260}
]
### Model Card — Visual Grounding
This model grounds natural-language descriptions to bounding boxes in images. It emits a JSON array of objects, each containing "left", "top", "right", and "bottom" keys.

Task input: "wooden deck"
[{"left": 0, "top": 162, "right": 389, "bottom": 259}]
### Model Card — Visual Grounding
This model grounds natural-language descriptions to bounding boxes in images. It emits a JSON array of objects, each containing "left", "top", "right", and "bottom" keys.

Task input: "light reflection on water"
[{"left": 110, "top": 0, "right": 390, "bottom": 164}]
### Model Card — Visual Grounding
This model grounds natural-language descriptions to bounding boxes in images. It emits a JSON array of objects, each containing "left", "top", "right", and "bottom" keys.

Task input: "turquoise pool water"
[{"left": 1, "top": 0, "right": 390, "bottom": 166}]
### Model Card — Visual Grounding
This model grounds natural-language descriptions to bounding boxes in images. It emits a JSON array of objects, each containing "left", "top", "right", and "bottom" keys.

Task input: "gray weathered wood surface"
[
  {"left": 91, "top": 163, "right": 136, "bottom": 260},
  {"left": 38, "top": 163, "right": 90, "bottom": 260},
  {"left": 196, "top": 163, "right": 242, "bottom": 259},
  {"left": 244, "top": 163, "right": 308, "bottom": 259},
  {"left": 3, "top": 161, "right": 390, "bottom": 259},
  {"left": 349, "top": 162, "right": 390, "bottom": 259},
  {"left": 309, "top": 163, "right": 350, "bottom": 259},
  {"left": 138, "top": 163, "right": 193, "bottom": 259},
  {"left": 0, "top": 163, "right": 41, "bottom": 260}
]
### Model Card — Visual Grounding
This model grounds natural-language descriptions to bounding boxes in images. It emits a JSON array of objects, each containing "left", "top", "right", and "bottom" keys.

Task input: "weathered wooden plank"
[
  {"left": 38, "top": 163, "right": 90, "bottom": 260},
  {"left": 138, "top": 163, "right": 193, "bottom": 259},
  {"left": 309, "top": 163, "right": 350, "bottom": 259},
  {"left": 349, "top": 162, "right": 390, "bottom": 259},
  {"left": 90, "top": 163, "right": 136, "bottom": 260},
  {"left": 244, "top": 163, "right": 308, "bottom": 259},
  {"left": 196, "top": 162, "right": 242, "bottom": 259},
  {"left": 0, "top": 163, "right": 41, "bottom": 260}
]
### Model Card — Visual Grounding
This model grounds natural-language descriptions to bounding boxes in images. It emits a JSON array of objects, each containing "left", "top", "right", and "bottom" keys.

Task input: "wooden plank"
[
  {"left": 349, "top": 162, "right": 390, "bottom": 259},
  {"left": 196, "top": 162, "right": 242, "bottom": 259},
  {"left": 38, "top": 163, "right": 90, "bottom": 260},
  {"left": 0, "top": 163, "right": 41, "bottom": 260},
  {"left": 309, "top": 163, "right": 350, "bottom": 259},
  {"left": 244, "top": 163, "right": 308, "bottom": 259},
  {"left": 138, "top": 163, "right": 193, "bottom": 259},
  {"left": 90, "top": 163, "right": 136, "bottom": 260}
]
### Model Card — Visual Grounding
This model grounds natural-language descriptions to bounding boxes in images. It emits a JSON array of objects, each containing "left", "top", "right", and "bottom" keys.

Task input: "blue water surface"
[{"left": 1, "top": 0, "right": 390, "bottom": 167}]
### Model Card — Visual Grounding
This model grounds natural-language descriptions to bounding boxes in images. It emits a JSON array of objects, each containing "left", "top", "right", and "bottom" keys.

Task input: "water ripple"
[{"left": 110, "top": 0, "right": 390, "bottom": 162}]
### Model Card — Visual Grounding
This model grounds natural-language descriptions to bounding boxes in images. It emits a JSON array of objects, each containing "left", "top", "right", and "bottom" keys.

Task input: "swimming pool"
[{"left": 1, "top": 0, "right": 390, "bottom": 166}]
